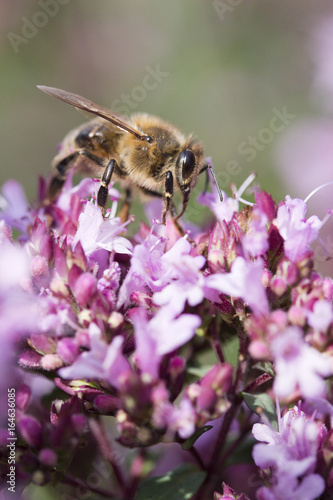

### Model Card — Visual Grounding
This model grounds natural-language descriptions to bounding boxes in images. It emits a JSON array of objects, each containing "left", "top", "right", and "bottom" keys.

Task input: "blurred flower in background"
[{"left": 275, "top": 14, "right": 333, "bottom": 275}]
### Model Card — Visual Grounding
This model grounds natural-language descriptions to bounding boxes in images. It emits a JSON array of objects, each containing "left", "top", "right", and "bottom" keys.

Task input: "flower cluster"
[
  {"left": 252, "top": 402, "right": 328, "bottom": 500},
  {"left": 0, "top": 169, "right": 332, "bottom": 500}
]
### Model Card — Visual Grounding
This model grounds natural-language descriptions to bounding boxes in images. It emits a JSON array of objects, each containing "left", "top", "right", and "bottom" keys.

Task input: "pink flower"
[
  {"left": 197, "top": 169, "right": 255, "bottom": 224},
  {"left": 205, "top": 256, "right": 269, "bottom": 315},
  {"left": 153, "top": 393, "right": 197, "bottom": 439},
  {"left": 59, "top": 323, "right": 131, "bottom": 389},
  {"left": 72, "top": 200, "right": 133, "bottom": 257},
  {"left": 117, "top": 234, "right": 199, "bottom": 310},
  {"left": 271, "top": 326, "right": 332, "bottom": 399},
  {"left": 253, "top": 404, "right": 326, "bottom": 500},
  {"left": 274, "top": 196, "right": 322, "bottom": 262},
  {"left": 0, "top": 180, "right": 31, "bottom": 235},
  {"left": 242, "top": 207, "right": 269, "bottom": 258},
  {"left": 117, "top": 231, "right": 167, "bottom": 310},
  {"left": 55, "top": 176, "right": 97, "bottom": 214},
  {"left": 132, "top": 308, "right": 201, "bottom": 379},
  {"left": 0, "top": 224, "right": 30, "bottom": 291},
  {"left": 306, "top": 299, "right": 333, "bottom": 332},
  {"left": 153, "top": 248, "right": 206, "bottom": 316}
]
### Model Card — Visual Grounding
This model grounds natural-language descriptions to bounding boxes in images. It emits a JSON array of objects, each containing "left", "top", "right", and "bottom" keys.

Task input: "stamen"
[
  {"left": 236, "top": 172, "right": 256, "bottom": 199},
  {"left": 304, "top": 180, "right": 333, "bottom": 203},
  {"left": 110, "top": 201, "right": 118, "bottom": 219},
  {"left": 237, "top": 196, "right": 255, "bottom": 207}
]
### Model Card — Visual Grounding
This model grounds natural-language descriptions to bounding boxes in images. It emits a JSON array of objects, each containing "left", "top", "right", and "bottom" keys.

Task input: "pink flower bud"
[
  {"left": 94, "top": 394, "right": 119, "bottom": 413},
  {"left": 38, "top": 448, "right": 57, "bottom": 466},
  {"left": 57, "top": 338, "right": 80, "bottom": 364},
  {"left": 255, "top": 191, "right": 276, "bottom": 221},
  {"left": 73, "top": 272, "right": 97, "bottom": 307},
  {"left": 196, "top": 386, "right": 218, "bottom": 413},
  {"left": 270, "top": 276, "right": 287, "bottom": 296},
  {"left": 30, "top": 333, "right": 56, "bottom": 355},
  {"left": 17, "top": 384, "right": 31, "bottom": 411},
  {"left": 201, "top": 364, "right": 233, "bottom": 395},
  {"left": 50, "top": 275, "right": 69, "bottom": 297},
  {"left": 71, "top": 414, "right": 87, "bottom": 434},
  {"left": 18, "top": 415, "right": 42, "bottom": 448},
  {"left": 41, "top": 354, "right": 63, "bottom": 371},
  {"left": 323, "top": 278, "right": 333, "bottom": 300},
  {"left": 288, "top": 305, "right": 306, "bottom": 326},
  {"left": 108, "top": 311, "right": 124, "bottom": 329},
  {"left": 169, "top": 356, "right": 186, "bottom": 379},
  {"left": 249, "top": 340, "right": 271, "bottom": 360},
  {"left": 31, "top": 255, "right": 49, "bottom": 277}
]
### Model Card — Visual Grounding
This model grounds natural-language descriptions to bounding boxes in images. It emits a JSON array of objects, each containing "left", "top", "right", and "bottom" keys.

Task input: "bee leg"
[
  {"left": 170, "top": 199, "right": 195, "bottom": 243},
  {"left": 161, "top": 171, "right": 174, "bottom": 225},
  {"left": 48, "top": 150, "right": 105, "bottom": 201},
  {"left": 97, "top": 159, "right": 116, "bottom": 214},
  {"left": 174, "top": 189, "right": 190, "bottom": 222},
  {"left": 118, "top": 187, "right": 132, "bottom": 224},
  {"left": 200, "top": 164, "right": 209, "bottom": 195}
]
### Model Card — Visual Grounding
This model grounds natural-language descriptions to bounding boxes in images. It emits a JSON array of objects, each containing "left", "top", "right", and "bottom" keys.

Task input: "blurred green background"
[{"left": 1, "top": 0, "right": 333, "bottom": 272}]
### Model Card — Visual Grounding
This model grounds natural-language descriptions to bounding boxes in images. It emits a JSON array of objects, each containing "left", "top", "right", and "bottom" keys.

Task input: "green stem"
[
  {"left": 63, "top": 473, "right": 115, "bottom": 498},
  {"left": 89, "top": 417, "right": 127, "bottom": 494}
]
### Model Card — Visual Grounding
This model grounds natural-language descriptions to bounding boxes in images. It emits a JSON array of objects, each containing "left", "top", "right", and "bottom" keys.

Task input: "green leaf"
[
  {"left": 242, "top": 392, "right": 277, "bottom": 429},
  {"left": 252, "top": 361, "right": 275, "bottom": 377},
  {"left": 186, "top": 365, "right": 212, "bottom": 378},
  {"left": 220, "top": 333, "right": 239, "bottom": 370},
  {"left": 181, "top": 425, "right": 213, "bottom": 450},
  {"left": 135, "top": 464, "right": 206, "bottom": 500}
]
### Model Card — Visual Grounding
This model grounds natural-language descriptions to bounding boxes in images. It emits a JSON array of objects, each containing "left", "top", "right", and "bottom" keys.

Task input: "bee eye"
[
  {"left": 177, "top": 150, "right": 195, "bottom": 180},
  {"left": 143, "top": 135, "right": 153, "bottom": 143}
]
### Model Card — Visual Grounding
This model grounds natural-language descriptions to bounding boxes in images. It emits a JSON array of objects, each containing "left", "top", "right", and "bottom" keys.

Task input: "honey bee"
[{"left": 37, "top": 85, "right": 222, "bottom": 225}]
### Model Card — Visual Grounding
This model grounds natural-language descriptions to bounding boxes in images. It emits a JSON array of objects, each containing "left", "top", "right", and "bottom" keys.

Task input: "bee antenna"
[{"left": 202, "top": 162, "right": 223, "bottom": 202}]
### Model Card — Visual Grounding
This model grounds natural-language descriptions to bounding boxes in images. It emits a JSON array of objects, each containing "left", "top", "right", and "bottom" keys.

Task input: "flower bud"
[
  {"left": 41, "top": 354, "right": 63, "bottom": 371},
  {"left": 50, "top": 275, "right": 69, "bottom": 297},
  {"left": 38, "top": 448, "right": 57, "bottom": 467},
  {"left": 108, "top": 311, "right": 124, "bottom": 329},
  {"left": 18, "top": 415, "right": 42, "bottom": 448},
  {"left": 71, "top": 413, "right": 87, "bottom": 435},
  {"left": 17, "top": 384, "right": 31, "bottom": 411},
  {"left": 31, "top": 255, "right": 49, "bottom": 277},
  {"left": 29, "top": 333, "right": 56, "bottom": 355},
  {"left": 73, "top": 272, "right": 97, "bottom": 307},
  {"left": 57, "top": 338, "right": 80, "bottom": 364},
  {"left": 270, "top": 276, "right": 287, "bottom": 296},
  {"left": 323, "top": 278, "right": 333, "bottom": 301},
  {"left": 249, "top": 340, "right": 271, "bottom": 360},
  {"left": 94, "top": 394, "right": 119, "bottom": 413},
  {"left": 288, "top": 305, "right": 306, "bottom": 326}
]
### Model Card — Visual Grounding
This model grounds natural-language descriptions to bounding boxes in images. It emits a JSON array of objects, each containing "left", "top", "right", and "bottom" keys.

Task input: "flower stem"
[
  {"left": 195, "top": 395, "right": 243, "bottom": 499},
  {"left": 63, "top": 473, "right": 115, "bottom": 498},
  {"left": 188, "top": 445, "right": 206, "bottom": 469},
  {"left": 243, "top": 372, "right": 272, "bottom": 393},
  {"left": 89, "top": 417, "right": 127, "bottom": 494}
]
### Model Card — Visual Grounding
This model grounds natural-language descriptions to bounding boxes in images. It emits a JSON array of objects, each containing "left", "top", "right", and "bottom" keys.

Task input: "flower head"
[
  {"left": 274, "top": 196, "right": 322, "bottom": 262},
  {"left": 252, "top": 404, "right": 326, "bottom": 500}
]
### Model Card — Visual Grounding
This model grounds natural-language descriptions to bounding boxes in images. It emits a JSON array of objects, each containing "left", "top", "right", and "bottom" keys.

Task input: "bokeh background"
[{"left": 1, "top": 0, "right": 333, "bottom": 275}]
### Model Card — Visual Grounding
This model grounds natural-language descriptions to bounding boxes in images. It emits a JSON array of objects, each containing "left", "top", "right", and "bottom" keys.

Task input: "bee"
[{"left": 37, "top": 85, "right": 222, "bottom": 225}]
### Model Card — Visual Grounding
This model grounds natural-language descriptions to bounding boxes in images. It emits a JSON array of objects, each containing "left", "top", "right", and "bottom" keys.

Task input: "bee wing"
[{"left": 37, "top": 85, "right": 148, "bottom": 140}]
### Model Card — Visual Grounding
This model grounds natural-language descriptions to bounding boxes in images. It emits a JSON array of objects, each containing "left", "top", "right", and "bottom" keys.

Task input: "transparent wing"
[{"left": 37, "top": 85, "right": 148, "bottom": 140}]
